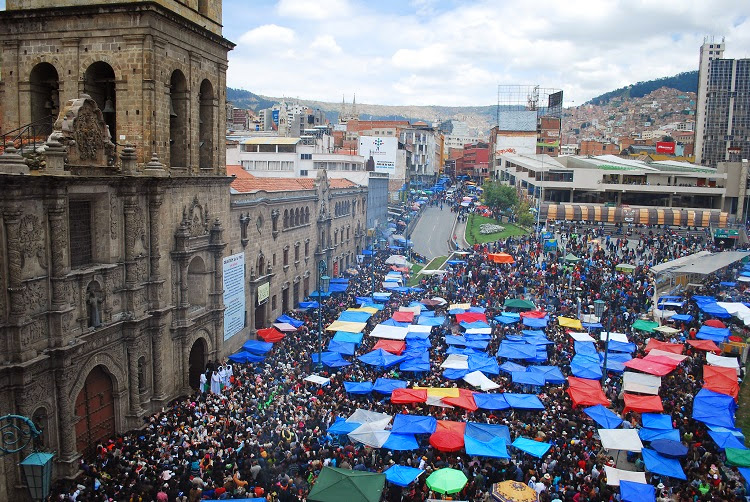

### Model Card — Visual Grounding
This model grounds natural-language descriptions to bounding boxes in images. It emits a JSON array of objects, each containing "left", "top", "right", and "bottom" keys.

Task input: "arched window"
[
  {"left": 187, "top": 256, "right": 207, "bottom": 307},
  {"left": 199, "top": 79, "right": 215, "bottom": 170},
  {"left": 305, "top": 207, "right": 310, "bottom": 223},
  {"left": 295, "top": 208, "right": 300, "bottom": 226},
  {"left": 84, "top": 61, "right": 116, "bottom": 139},
  {"left": 169, "top": 70, "right": 188, "bottom": 167},
  {"left": 29, "top": 62, "right": 59, "bottom": 137},
  {"left": 257, "top": 254, "right": 265, "bottom": 276},
  {"left": 198, "top": 0, "right": 208, "bottom": 15},
  {"left": 283, "top": 209, "right": 289, "bottom": 229}
]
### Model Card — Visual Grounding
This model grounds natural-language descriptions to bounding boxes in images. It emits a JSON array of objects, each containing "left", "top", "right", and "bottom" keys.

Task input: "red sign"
[{"left": 656, "top": 142, "right": 675, "bottom": 154}]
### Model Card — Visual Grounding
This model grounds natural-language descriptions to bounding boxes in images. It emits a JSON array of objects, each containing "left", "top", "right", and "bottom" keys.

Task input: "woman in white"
[
  {"left": 210, "top": 369, "right": 221, "bottom": 394},
  {"left": 199, "top": 372, "right": 207, "bottom": 394}
]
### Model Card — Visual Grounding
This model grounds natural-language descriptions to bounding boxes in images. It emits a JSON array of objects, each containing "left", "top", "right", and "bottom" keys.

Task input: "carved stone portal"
[{"left": 54, "top": 94, "right": 116, "bottom": 166}]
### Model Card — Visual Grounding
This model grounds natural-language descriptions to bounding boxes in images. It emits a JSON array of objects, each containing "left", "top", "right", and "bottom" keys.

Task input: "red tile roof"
[
  {"left": 229, "top": 169, "right": 358, "bottom": 193},
  {"left": 227, "top": 165, "right": 254, "bottom": 179}
]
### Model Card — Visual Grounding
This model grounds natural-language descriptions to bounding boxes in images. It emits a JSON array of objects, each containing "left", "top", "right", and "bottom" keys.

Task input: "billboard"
[
  {"left": 495, "top": 133, "right": 537, "bottom": 156},
  {"left": 656, "top": 142, "right": 675, "bottom": 154},
  {"left": 222, "top": 252, "right": 245, "bottom": 341},
  {"left": 359, "top": 136, "right": 397, "bottom": 174},
  {"left": 271, "top": 109, "right": 279, "bottom": 125}
]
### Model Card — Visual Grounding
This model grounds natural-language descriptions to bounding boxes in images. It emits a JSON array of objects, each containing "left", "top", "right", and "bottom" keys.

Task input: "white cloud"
[
  {"left": 276, "top": 0, "right": 351, "bottom": 20},
  {"left": 310, "top": 35, "right": 343, "bottom": 54},
  {"left": 239, "top": 24, "right": 296, "bottom": 46}
]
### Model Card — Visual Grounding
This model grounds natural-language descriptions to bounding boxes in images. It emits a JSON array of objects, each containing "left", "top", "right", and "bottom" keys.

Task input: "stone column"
[
  {"left": 126, "top": 342, "right": 142, "bottom": 416},
  {"left": 122, "top": 192, "right": 138, "bottom": 313},
  {"left": 48, "top": 198, "right": 68, "bottom": 310},
  {"left": 149, "top": 192, "right": 163, "bottom": 282},
  {"left": 151, "top": 325, "right": 167, "bottom": 402},
  {"left": 4, "top": 209, "right": 26, "bottom": 320},
  {"left": 55, "top": 368, "right": 77, "bottom": 464}
]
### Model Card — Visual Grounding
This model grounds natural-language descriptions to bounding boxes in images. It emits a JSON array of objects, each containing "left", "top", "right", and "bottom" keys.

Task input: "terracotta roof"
[
  {"left": 227, "top": 165, "right": 254, "bottom": 179},
  {"left": 231, "top": 174, "right": 358, "bottom": 193}
]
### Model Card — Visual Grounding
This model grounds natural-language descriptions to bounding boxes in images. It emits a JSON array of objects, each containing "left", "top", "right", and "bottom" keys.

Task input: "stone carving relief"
[
  {"left": 271, "top": 209, "right": 280, "bottom": 239},
  {"left": 110, "top": 193, "right": 118, "bottom": 240},
  {"left": 21, "top": 318, "right": 48, "bottom": 347},
  {"left": 22, "top": 279, "right": 48, "bottom": 316},
  {"left": 55, "top": 94, "right": 116, "bottom": 166},
  {"left": 18, "top": 215, "right": 47, "bottom": 270},
  {"left": 239, "top": 213, "right": 250, "bottom": 247},
  {"left": 128, "top": 206, "right": 146, "bottom": 249},
  {"left": 182, "top": 196, "right": 209, "bottom": 237}
]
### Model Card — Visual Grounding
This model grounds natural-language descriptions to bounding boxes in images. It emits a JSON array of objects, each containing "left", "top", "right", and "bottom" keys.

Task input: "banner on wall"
[
  {"left": 222, "top": 252, "right": 245, "bottom": 341},
  {"left": 257, "top": 281, "right": 270, "bottom": 305}
]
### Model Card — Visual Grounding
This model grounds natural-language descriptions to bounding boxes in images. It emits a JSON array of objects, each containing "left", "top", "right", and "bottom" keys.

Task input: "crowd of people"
[{"left": 49, "top": 191, "right": 750, "bottom": 502}]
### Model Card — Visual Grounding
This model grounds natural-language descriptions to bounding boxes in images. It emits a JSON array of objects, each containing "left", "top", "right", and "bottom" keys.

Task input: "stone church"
[{"left": 0, "top": 0, "right": 234, "bottom": 499}]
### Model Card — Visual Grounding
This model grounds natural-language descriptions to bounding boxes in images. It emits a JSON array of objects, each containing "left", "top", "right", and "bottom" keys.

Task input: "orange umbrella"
[{"left": 488, "top": 252, "right": 515, "bottom": 264}]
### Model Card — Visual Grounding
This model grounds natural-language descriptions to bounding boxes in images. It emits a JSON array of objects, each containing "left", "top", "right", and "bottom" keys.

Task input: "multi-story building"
[
  {"left": 579, "top": 140, "right": 620, "bottom": 156},
  {"left": 0, "top": 0, "right": 233, "bottom": 498},
  {"left": 400, "top": 125, "right": 442, "bottom": 184},
  {"left": 695, "top": 37, "right": 725, "bottom": 164}
]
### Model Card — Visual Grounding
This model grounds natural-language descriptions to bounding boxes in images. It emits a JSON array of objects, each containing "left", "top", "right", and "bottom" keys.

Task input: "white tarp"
[
  {"left": 707, "top": 352, "right": 741, "bottom": 370},
  {"left": 407, "top": 325, "right": 433, "bottom": 334},
  {"left": 649, "top": 349, "right": 689, "bottom": 362},
  {"left": 385, "top": 255, "right": 408, "bottom": 265},
  {"left": 581, "top": 314, "right": 601, "bottom": 324},
  {"left": 653, "top": 309, "right": 676, "bottom": 319},
  {"left": 570, "top": 332, "right": 596, "bottom": 342},
  {"left": 653, "top": 325, "right": 680, "bottom": 334},
  {"left": 604, "top": 466, "right": 648, "bottom": 486},
  {"left": 463, "top": 370, "right": 500, "bottom": 391},
  {"left": 431, "top": 297, "right": 448, "bottom": 305},
  {"left": 348, "top": 422, "right": 392, "bottom": 448},
  {"left": 441, "top": 354, "right": 469, "bottom": 370},
  {"left": 598, "top": 429, "right": 643, "bottom": 452},
  {"left": 399, "top": 306, "right": 422, "bottom": 315},
  {"left": 449, "top": 303, "right": 471, "bottom": 311},
  {"left": 465, "top": 327, "right": 492, "bottom": 335},
  {"left": 717, "top": 302, "right": 750, "bottom": 326},
  {"left": 304, "top": 375, "right": 330, "bottom": 385},
  {"left": 623, "top": 372, "right": 661, "bottom": 395},
  {"left": 740, "top": 276, "right": 750, "bottom": 283},
  {"left": 370, "top": 324, "right": 409, "bottom": 340},
  {"left": 426, "top": 395, "right": 453, "bottom": 408},
  {"left": 347, "top": 409, "right": 392, "bottom": 424},
  {"left": 600, "top": 332, "right": 629, "bottom": 343}
]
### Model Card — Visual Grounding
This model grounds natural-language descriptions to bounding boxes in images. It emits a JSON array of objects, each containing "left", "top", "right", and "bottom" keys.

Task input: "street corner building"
[{"left": 0, "top": 0, "right": 235, "bottom": 499}]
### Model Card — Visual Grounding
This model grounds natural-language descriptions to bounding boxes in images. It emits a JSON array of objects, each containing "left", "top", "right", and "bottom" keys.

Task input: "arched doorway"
[
  {"left": 29, "top": 62, "right": 59, "bottom": 136},
  {"left": 83, "top": 61, "right": 116, "bottom": 139},
  {"left": 188, "top": 338, "right": 206, "bottom": 390},
  {"left": 74, "top": 365, "right": 115, "bottom": 455}
]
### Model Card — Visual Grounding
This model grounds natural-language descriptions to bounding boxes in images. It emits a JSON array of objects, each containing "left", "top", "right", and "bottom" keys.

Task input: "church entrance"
[
  {"left": 254, "top": 303, "right": 265, "bottom": 329},
  {"left": 74, "top": 366, "right": 115, "bottom": 455},
  {"left": 188, "top": 339, "right": 206, "bottom": 390}
]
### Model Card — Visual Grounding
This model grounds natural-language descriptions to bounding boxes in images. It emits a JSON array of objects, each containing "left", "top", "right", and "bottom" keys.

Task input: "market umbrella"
[
  {"left": 491, "top": 480, "right": 538, "bottom": 501},
  {"left": 564, "top": 253, "right": 581, "bottom": 263},
  {"left": 384, "top": 465, "right": 424, "bottom": 487},
  {"left": 429, "top": 431, "right": 464, "bottom": 452},
  {"left": 425, "top": 468, "right": 468, "bottom": 495},
  {"left": 307, "top": 466, "right": 385, "bottom": 502},
  {"left": 650, "top": 439, "right": 688, "bottom": 458},
  {"left": 704, "top": 319, "right": 726, "bottom": 328}
]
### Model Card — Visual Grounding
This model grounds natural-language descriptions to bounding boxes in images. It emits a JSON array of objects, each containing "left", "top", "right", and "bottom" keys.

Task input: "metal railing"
[{"left": 0, "top": 115, "right": 54, "bottom": 157}]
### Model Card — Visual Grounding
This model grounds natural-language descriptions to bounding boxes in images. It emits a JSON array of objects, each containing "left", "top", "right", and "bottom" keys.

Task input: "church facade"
[{"left": 0, "top": 1, "right": 233, "bottom": 499}]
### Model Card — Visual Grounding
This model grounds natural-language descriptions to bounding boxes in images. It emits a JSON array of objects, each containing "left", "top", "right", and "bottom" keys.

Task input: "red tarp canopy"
[
  {"left": 391, "top": 388, "right": 428, "bottom": 404},
  {"left": 567, "top": 376, "right": 609, "bottom": 408},
  {"left": 488, "top": 252, "right": 515, "bottom": 264},
  {"left": 623, "top": 393, "right": 664, "bottom": 413},
  {"left": 520, "top": 310, "right": 547, "bottom": 319},
  {"left": 704, "top": 365, "right": 739, "bottom": 400},
  {"left": 643, "top": 355, "right": 681, "bottom": 368},
  {"left": 704, "top": 319, "right": 726, "bottom": 328},
  {"left": 687, "top": 339, "right": 721, "bottom": 353},
  {"left": 392, "top": 311, "right": 415, "bottom": 323},
  {"left": 455, "top": 312, "right": 487, "bottom": 324},
  {"left": 257, "top": 327, "right": 285, "bottom": 342},
  {"left": 429, "top": 421, "right": 467, "bottom": 452},
  {"left": 623, "top": 358, "right": 675, "bottom": 376},
  {"left": 391, "top": 266, "right": 410, "bottom": 273},
  {"left": 644, "top": 339, "right": 684, "bottom": 354},
  {"left": 442, "top": 389, "right": 478, "bottom": 411},
  {"left": 372, "top": 339, "right": 406, "bottom": 355}
]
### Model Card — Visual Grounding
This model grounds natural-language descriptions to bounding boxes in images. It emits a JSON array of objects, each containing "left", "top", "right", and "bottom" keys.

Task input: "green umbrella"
[
  {"left": 308, "top": 466, "right": 385, "bottom": 502},
  {"left": 632, "top": 319, "right": 659, "bottom": 333},
  {"left": 425, "top": 468, "right": 468, "bottom": 495},
  {"left": 503, "top": 298, "right": 535, "bottom": 310},
  {"left": 564, "top": 253, "right": 581, "bottom": 263}
]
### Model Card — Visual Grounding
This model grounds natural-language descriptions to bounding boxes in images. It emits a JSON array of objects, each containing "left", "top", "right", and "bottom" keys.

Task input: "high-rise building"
[{"left": 695, "top": 39, "right": 750, "bottom": 166}]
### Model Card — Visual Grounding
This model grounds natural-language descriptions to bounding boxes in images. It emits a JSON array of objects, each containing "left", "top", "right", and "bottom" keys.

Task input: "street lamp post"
[
  {"left": 593, "top": 299, "right": 608, "bottom": 385},
  {"left": 316, "top": 260, "right": 330, "bottom": 371},
  {"left": 0, "top": 415, "right": 53, "bottom": 501}
]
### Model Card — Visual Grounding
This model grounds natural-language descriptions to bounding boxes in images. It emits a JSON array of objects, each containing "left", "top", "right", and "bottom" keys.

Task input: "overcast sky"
[{"left": 2, "top": 0, "right": 749, "bottom": 106}]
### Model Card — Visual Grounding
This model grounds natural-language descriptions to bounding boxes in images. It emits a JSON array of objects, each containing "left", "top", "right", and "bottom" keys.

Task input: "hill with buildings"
[{"left": 586, "top": 71, "right": 699, "bottom": 105}]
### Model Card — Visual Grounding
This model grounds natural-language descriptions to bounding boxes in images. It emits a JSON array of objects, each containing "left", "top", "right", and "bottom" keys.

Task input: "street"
[{"left": 411, "top": 206, "right": 457, "bottom": 259}]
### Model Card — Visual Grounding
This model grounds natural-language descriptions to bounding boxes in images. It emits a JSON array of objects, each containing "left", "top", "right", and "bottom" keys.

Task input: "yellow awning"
[
  {"left": 348, "top": 307, "right": 379, "bottom": 314},
  {"left": 413, "top": 387, "right": 460, "bottom": 398},
  {"left": 558, "top": 317, "right": 583, "bottom": 330},
  {"left": 449, "top": 303, "right": 471, "bottom": 311},
  {"left": 325, "top": 320, "right": 368, "bottom": 332}
]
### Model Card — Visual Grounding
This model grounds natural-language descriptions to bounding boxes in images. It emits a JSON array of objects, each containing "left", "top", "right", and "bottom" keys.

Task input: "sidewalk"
[{"left": 454, "top": 216, "right": 470, "bottom": 250}]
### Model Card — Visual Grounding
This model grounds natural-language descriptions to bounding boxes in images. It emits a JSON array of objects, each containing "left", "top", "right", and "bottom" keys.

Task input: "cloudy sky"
[{"left": 222, "top": 0, "right": 750, "bottom": 106}]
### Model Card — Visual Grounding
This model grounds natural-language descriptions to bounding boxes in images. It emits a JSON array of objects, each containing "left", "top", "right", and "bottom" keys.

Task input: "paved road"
[{"left": 411, "top": 206, "right": 457, "bottom": 259}]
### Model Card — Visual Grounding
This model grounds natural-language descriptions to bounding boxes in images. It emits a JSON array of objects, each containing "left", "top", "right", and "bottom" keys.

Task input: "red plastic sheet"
[
  {"left": 623, "top": 393, "right": 664, "bottom": 413},
  {"left": 704, "top": 365, "right": 739, "bottom": 400},
  {"left": 644, "top": 339, "right": 684, "bottom": 354},
  {"left": 391, "top": 388, "right": 428, "bottom": 404},
  {"left": 372, "top": 339, "right": 406, "bottom": 355},
  {"left": 567, "top": 376, "right": 609, "bottom": 408}
]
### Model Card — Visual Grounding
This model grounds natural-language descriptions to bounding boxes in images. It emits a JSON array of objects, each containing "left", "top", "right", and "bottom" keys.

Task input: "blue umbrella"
[
  {"left": 384, "top": 465, "right": 424, "bottom": 487},
  {"left": 650, "top": 439, "right": 688, "bottom": 458},
  {"left": 583, "top": 405, "right": 623, "bottom": 429}
]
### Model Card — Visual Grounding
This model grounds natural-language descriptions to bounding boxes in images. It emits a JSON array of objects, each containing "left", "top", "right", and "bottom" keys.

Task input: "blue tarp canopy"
[
  {"left": 228, "top": 351, "right": 265, "bottom": 363},
  {"left": 373, "top": 378, "right": 408, "bottom": 394},
  {"left": 708, "top": 430, "right": 747, "bottom": 451},
  {"left": 495, "top": 315, "right": 519, "bottom": 324},
  {"left": 333, "top": 331, "right": 364, "bottom": 344},
  {"left": 499, "top": 361, "right": 527, "bottom": 374},
  {"left": 299, "top": 301, "right": 319, "bottom": 309},
  {"left": 575, "top": 341, "right": 598, "bottom": 355},
  {"left": 382, "top": 433, "right": 418, "bottom": 451},
  {"left": 384, "top": 465, "right": 423, "bottom": 487},
  {"left": 328, "top": 279, "right": 349, "bottom": 293},
  {"left": 669, "top": 313, "right": 693, "bottom": 322},
  {"left": 465, "top": 422, "right": 512, "bottom": 444},
  {"left": 328, "top": 340, "right": 356, "bottom": 355},
  {"left": 583, "top": 405, "right": 623, "bottom": 429},
  {"left": 620, "top": 480, "right": 655, "bottom": 502},
  {"left": 608, "top": 340, "right": 637, "bottom": 353},
  {"left": 311, "top": 351, "right": 351, "bottom": 367},
  {"left": 582, "top": 322, "right": 604, "bottom": 329},
  {"left": 465, "top": 332, "right": 491, "bottom": 341},
  {"left": 600, "top": 351, "right": 631, "bottom": 373},
  {"left": 468, "top": 355, "right": 500, "bottom": 375},
  {"left": 460, "top": 321, "right": 490, "bottom": 330},
  {"left": 528, "top": 366, "right": 565, "bottom": 384},
  {"left": 512, "top": 437, "right": 552, "bottom": 458},
  {"left": 338, "top": 311, "right": 372, "bottom": 323},
  {"left": 693, "top": 388, "right": 737, "bottom": 428},
  {"left": 694, "top": 297, "right": 730, "bottom": 318},
  {"left": 418, "top": 316, "right": 445, "bottom": 326},
  {"left": 359, "top": 349, "right": 407, "bottom": 368},
  {"left": 309, "top": 290, "right": 331, "bottom": 298},
  {"left": 400, "top": 353, "right": 430, "bottom": 372},
  {"left": 373, "top": 292, "right": 392, "bottom": 301},
  {"left": 392, "top": 414, "right": 437, "bottom": 434},
  {"left": 445, "top": 335, "right": 466, "bottom": 346},
  {"left": 522, "top": 317, "right": 548, "bottom": 328},
  {"left": 639, "top": 428, "right": 680, "bottom": 442},
  {"left": 504, "top": 393, "right": 545, "bottom": 410},
  {"left": 464, "top": 435, "right": 510, "bottom": 459},
  {"left": 276, "top": 314, "right": 304, "bottom": 328},
  {"left": 242, "top": 339, "right": 274, "bottom": 354},
  {"left": 497, "top": 341, "right": 537, "bottom": 359},
  {"left": 382, "top": 318, "right": 409, "bottom": 327},
  {"left": 512, "top": 371, "right": 546, "bottom": 386},
  {"left": 442, "top": 368, "right": 468, "bottom": 380},
  {"left": 642, "top": 448, "right": 686, "bottom": 480},
  {"left": 344, "top": 381, "right": 373, "bottom": 394},
  {"left": 361, "top": 249, "right": 373, "bottom": 256},
  {"left": 720, "top": 281, "right": 737, "bottom": 287},
  {"left": 571, "top": 354, "right": 603, "bottom": 380},
  {"left": 446, "top": 259, "right": 466, "bottom": 266},
  {"left": 651, "top": 439, "right": 688, "bottom": 458},
  {"left": 474, "top": 393, "right": 510, "bottom": 410},
  {"left": 328, "top": 417, "right": 361, "bottom": 435},
  {"left": 707, "top": 425, "right": 745, "bottom": 440},
  {"left": 405, "top": 339, "right": 431, "bottom": 350},
  {"left": 642, "top": 414, "right": 673, "bottom": 430},
  {"left": 448, "top": 308, "right": 466, "bottom": 315},
  {"left": 696, "top": 325, "right": 731, "bottom": 343}
]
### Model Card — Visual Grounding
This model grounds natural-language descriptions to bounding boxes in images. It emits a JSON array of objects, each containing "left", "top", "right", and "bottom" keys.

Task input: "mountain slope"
[{"left": 587, "top": 71, "right": 698, "bottom": 106}]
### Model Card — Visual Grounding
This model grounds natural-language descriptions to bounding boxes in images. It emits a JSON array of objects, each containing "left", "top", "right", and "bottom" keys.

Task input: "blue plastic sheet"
[
  {"left": 328, "top": 418, "right": 361, "bottom": 435},
  {"left": 311, "top": 352, "right": 351, "bottom": 368},
  {"left": 582, "top": 322, "right": 604, "bottom": 329},
  {"left": 382, "top": 433, "right": 418, "bottom": 451},
  {"left": 382, "top": 318, "right": 409, "bottom": 327},
  {"left": 669, "top": 314, "right": 693, "bottom": 322},
  {"left": 512, "top": 371, "right": 546, "bottom": 386},
  {"left": 392, "top": 414, "right": 437, "bottom": 434},
  {"left": 642, "top": 448, "right": 686, "bottom": 480},
  {"left": 522, "top": 317, "right": 548, "bottom": 328},
  {"left": 299, "top": 301, "right": 319, "bottom": 309},
  {"left": 642, "top": 414, "right": 673, "bottom": 430},
  {"left": 460, "top": 320, "right": 490, "bottom": 329},
  {"left": 512, "top": 437, "right": 551, "bottom": 458},
  {"left": 527, "top": 366, "right": 565, "bottom": 384},
  {"left": 639, "top": 428, "right": 680, "bottom": 442},
  {"left": 499, "top": 361, "right": 527, "bottom": 373},
  {"left": 620, "top": 480, "right": 655, "bottom": 502},
  {"left": 571, "top": 354, "right": 603, "bottom": 380},
  {"left": 473, "top": 393, "right": 510, "bottom": 410},
  {"left": 696, "top": 325, "right": 731, "bottom": 343},
  {"left": 400, "top": 353, "right": 430, "bottom": 372},
  {"left": 242, "top": 339, "right": 274, "bottom": 354},
  {"left": 358, "top": 349, "right": 407, "bottom": 368},
  {"left": 465, "top": 422, "right": 511, "bottom": 444},
  {"left": 333, "top": 331, "right": 364, "bottom": 344},
  {"left": 344, "top": 381, "right": 373, "bottom": 394},
  {"left": 384, "top": 465, "right": 423, "bottom": 486},
  {"left": 504, "top": 393, "right": 545, "bottom": 410},
  {"left": 445, "top": 335, "right": 466, "bottom": 346},
  {"left": 693, "top": 388, "right": 737, "bottom": 428},
  {"left": 228, "top": 351, "right": 265, "bottom": 363},
  {"left": 442, "top": 368, "right": 469, "bottom": 380},
  {"left": 338, "top": 311, "right": 372, "bottom": 323},
  {"left": 708, "top": 430, "right": 747, "bottom": 451},
  {"left": 327, "top": 340, "right": 356, "bottom": 355},
  {"left": 468, "top": 355, "right": 500, "bottom": 375},
  {"left": 418, "top": 316, "right": 445, "bottom": 327},
  {"left": 497, "top": 341, "right": 537, "bottom": 359},
  {"left": 608, "top": 340, "right": 637, "bottom": 353},
  {"left": 276, "top": 314, "right": 304, "bottom": 328},
  {"left": 495, "top": 315, "right": 519, "bottom": 324},
  {"left": 583, "top": 405, "right": 623, "bottom": 429},
  {"left": 575, "top": 341, "right": 598, "bottom": 355},
  {"left": 373, "top": 378, "right": 408, "bottom": 394},
  {"left": 464, "top": 435, "right": 510, "bottom": 459}
]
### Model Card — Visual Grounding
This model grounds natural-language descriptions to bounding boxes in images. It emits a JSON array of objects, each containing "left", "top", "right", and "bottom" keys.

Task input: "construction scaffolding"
[{"left": 496, "top": 85, "right": 563, "bottom": 126}]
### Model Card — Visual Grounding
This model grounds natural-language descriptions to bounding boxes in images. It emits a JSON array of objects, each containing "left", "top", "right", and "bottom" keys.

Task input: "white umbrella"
[
  {"left": 386, "top": 255, "right": 408, "bottom": 265},
  {"left": 347, "top": 409, "right": 392, "bottom": 424},
  {"left": 348, "top": 422, "right": 392, "bottom": 448}
]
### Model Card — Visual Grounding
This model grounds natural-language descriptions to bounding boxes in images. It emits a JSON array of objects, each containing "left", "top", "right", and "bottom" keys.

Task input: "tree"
[
  {"left": 661, "top": 135, "right": 675, "bottom": 143},
  {"left": 516, "top": 200, "right": 535, "bottom": 227},
  {"left": 482, "top": 182, "right": 517, "bottom": 220}
]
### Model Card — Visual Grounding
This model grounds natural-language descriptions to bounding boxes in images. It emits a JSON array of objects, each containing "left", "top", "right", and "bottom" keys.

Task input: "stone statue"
[{"left": 87, "top": 289, "right": 101, "bottom": 328}]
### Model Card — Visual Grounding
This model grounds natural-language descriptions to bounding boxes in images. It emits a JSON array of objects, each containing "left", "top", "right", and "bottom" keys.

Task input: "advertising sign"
[
  {"left": 656, "top": 142, "right": 675, "bottom": 154},
  {"left": 222, "top": 253, "right": 245, "bottom": 341},
  {"left": 257, "top": 281, "right": 270, "bottom": 305},
  {"left": 495, "top": 133, "right": 537, "bottom": 156},
  {"left": 358, "top": 136, "right": 397, "bottom": 174},
  {"left": 271, "top": 110, "right": 279, "bottom": 126}
]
